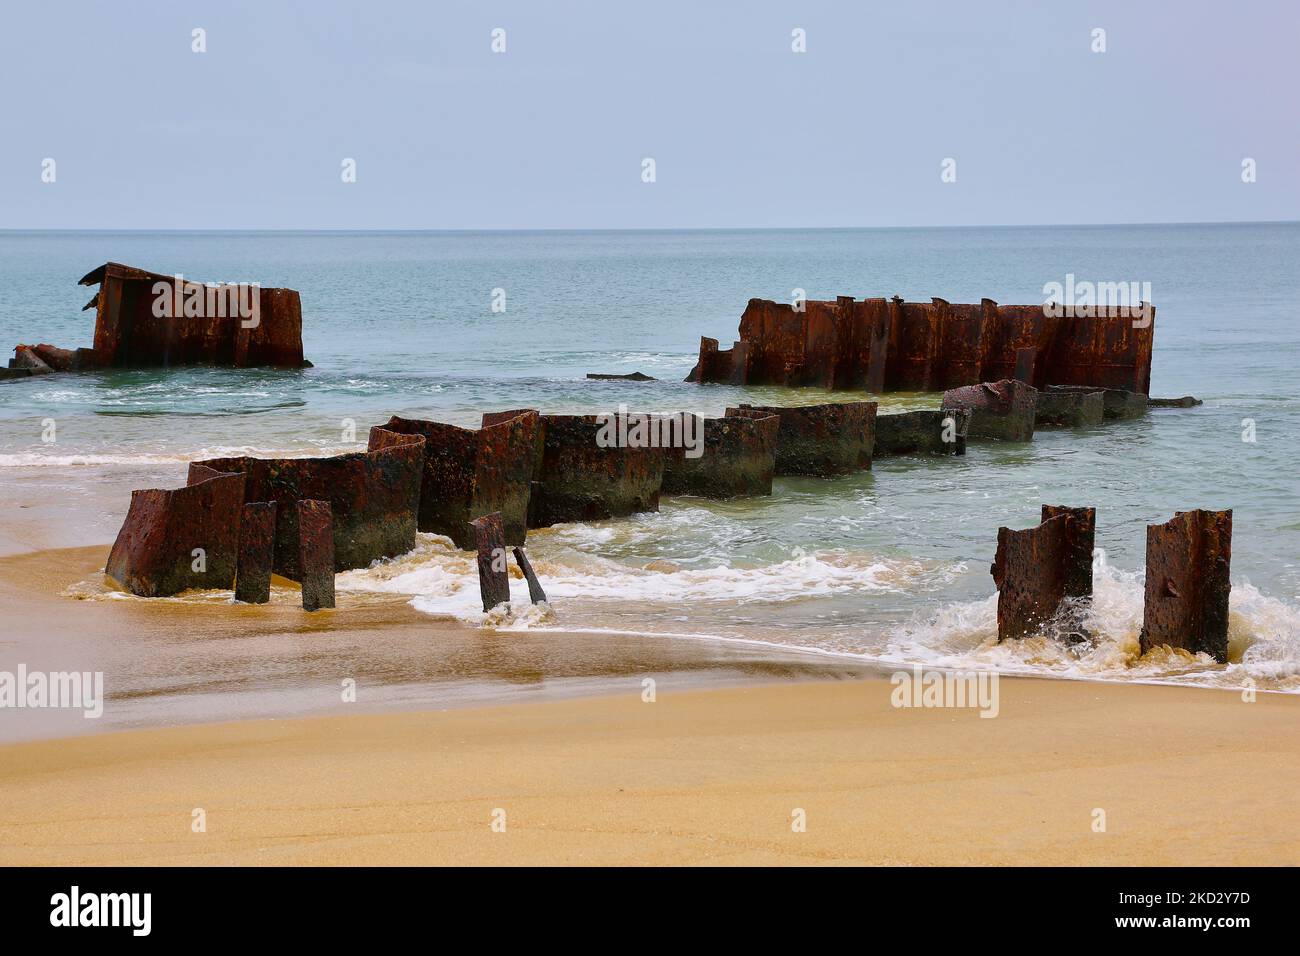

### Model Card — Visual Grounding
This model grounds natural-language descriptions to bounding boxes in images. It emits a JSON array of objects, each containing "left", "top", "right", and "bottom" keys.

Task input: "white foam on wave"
[
  {"left": 0, "top": 443, "right": 364, "bottom": 468},
  {"left": 880, "top": 565, "right": 1300, "bottom": 691},
  {"left": 336, "top": 533, "right": 954, "bottom": 625}
]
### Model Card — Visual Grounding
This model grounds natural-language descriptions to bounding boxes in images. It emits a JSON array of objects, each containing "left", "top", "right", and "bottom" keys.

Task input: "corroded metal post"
[
  {"left": 1140, "top": 509, "right": 1232, "bottom": 663},
  {"left": 991, "top": 505, "right": 1095, "bottom": 642},
  {"left": 297, "top": 499, "right": 335, "bottom": 612},
  {"left": 512, "top": 547, "right": 548, "bottom": 604},
  {"left": 471, "top": 511, "right": 511, "bottom": 612},
  {"left": 234, "top": 501, "right": 277, "bottom": 604}
]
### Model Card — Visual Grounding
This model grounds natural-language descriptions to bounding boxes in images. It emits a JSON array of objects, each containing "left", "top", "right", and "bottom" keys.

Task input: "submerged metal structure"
[
  {"left": 687, "top": 296, "right": 1154, "bottom": 395},
  {"left": 7, "top": 262, "right": 308, "bottom": 376}
]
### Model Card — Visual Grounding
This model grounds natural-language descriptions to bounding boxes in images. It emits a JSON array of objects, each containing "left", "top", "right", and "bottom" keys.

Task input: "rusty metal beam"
[{"left": 1140, "top": 509, "right": 1232, "bottom": 662}]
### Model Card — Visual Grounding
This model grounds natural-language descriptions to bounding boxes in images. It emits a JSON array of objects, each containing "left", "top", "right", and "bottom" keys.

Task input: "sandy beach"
[
  {"left": 2, "top": 676, "right": 1296, "bottom": 866},
  {"left": 3, "top": 523, "right": 1299, "bottom": 866}
]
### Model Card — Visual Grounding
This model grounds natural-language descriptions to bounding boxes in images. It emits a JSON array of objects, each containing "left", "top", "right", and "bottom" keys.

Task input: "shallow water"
[{"left": 2, "top": 225, "right": 1297, "bottom": 692}]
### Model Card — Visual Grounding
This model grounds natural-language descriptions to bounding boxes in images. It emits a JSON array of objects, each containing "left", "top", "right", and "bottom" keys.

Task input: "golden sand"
[
  {"left": 1, "top": 538, "right": 1296, "bottom": 866},
  {"left": 2, "top": 677, "right": 1296, "bottom": 866}
]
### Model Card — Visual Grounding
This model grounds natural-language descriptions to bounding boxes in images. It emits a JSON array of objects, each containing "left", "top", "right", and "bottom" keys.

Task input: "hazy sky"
[{"left": 2, "top": 0, "right": 1296, "bottom": 229}]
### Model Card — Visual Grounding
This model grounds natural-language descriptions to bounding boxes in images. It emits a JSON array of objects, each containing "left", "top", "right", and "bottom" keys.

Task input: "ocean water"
[{"left": 2, "top": 224, "right": 1298, "bottom": 692}]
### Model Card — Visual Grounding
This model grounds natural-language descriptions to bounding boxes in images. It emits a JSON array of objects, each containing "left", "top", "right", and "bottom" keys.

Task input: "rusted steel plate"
[
  {"left": 1045, "top": 305, "right": 1155, "bottom": 392},
  {"left": 873, "top": 408, "right": 969, "bottom": 457},
  {"left": 887, "top": 300, "right": 941, "bottom": 391},
  {"left": 470, "top": 511, "right": 511, "bottom": 612},
  {"left": 77, "top": 261, "right": 307, "bottom": 369},
  {"left": 527, "top": 415, "right": 665, "bottom": 528},
  {"left": 105, "top": 468, "right": 245, "bottom": 597},
  {"left": 192, "top": 429, "right": 423, "bottom": 581},
  {"left": 1139, "top": 509, "right": 1232, "bottom": 662},
  {"left": 234, "top": 501, "right": 277, "bottom": 604},
  {"left": 297, "top": 499, "right": 335, "bottom": 611},
  {"left": 1046, "top": 385, "right": 1148, "bottom": 419},
  {"left": 1034, "top": 389, "right": 1105, "bottom": 428},
  {"left": 1013, "top": 346, "right": 1037, "bottom": 386},
  {"left": 472, "top": 410, "right": 540, "bottom": 546},
  {"left": 661, "top": 413, "right": 780, "bottom": 498},
  {"left": 1040, "top": 504, "right": 1096, "bottom": 599},
  {"left": 941, "top": 380, "right": 1037, "bottom": 442},
  {"left": 726, "top": 401, "right": 876, "bottom": 476},
  {"left": 991, "top": 505, "right": 1094, "bottom": 642},
  {"left": 689, "top": 295, "right": 1154, "bottom": 396},
  {"left": 861, "top": 298, "right": 891, "bottom": 393},
  {"left": 482, "top": 408, "right": 544, "bottom": 481},
  {"left": 934, "top": 300, "right": 990, "bottom": 389},
  {"left": 381, "top": 411, "right": 538, "bottom": 549}
]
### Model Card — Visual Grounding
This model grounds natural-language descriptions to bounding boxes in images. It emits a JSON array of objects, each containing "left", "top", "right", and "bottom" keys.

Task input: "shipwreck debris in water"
[
  {"left": 725, "top": 401, "right": 876, "bottom": 476},
  {"left": 1140, "top": 509, "right": 1232, "bottom": 663},
  {"left": 471, "top": 511, "right": 511, "bottom": 612},
  {"left": 661, "top": 413, "right": 780, "bottom": 498},
  {"left": 234, "top": 502, "right": 277, "bottom": 605},
  {"left": 191, "top": 428, "right": 424, "bottom": 581},
  {"left": 297, "top": 500, "right": 336, "bottom": 612},
  {"left": 380, "top": 411, "right": 540, "bottom": 549},
  {"left": 105, "top": 465, "right": 245, "bottom": 598},
  {"left": 5, "top": 262, "right": 310, "bottom": 379},
  {"left": 686, "top": 296, "right": 1154, "bottom": 395},
  {"left": 942, "top": 380, "right": 1038, "bottom": 442},
  {"left": 873, "top": 408, "right": 969, "bottom": 457},
  {"left": 527, "top": 414, "right": 665, "bottom": 528},
  {"left": 991, "top": 505, "right": 1096, "bottom": 643}
]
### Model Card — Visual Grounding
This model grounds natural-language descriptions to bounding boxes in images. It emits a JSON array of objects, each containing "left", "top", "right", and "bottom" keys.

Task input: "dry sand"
[{"left": 2, "top": 676, "right": 1296, "bottom": 866}]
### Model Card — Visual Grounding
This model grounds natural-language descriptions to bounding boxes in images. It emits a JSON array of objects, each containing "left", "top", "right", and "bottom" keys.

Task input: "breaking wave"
[
  {"left": 880, "top": 565, "right": 1300, "bottom": 692},
  {"left": 335, "top": 538, "right": 1300, "bottom": 692}
]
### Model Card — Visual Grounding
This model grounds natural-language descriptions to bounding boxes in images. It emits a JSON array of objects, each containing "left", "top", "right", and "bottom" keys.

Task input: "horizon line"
[{"left": 1, "top": 218, "right": 1298, "bottom": 235}]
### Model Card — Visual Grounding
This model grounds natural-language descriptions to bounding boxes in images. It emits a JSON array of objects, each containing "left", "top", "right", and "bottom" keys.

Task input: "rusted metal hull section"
[
  {"left": 1034, "top": 389, "right": 1105, "bottom": 428},
  {"left": 382, "top": 411, "right": 539, "bottom": 550},
  {"left": 192, "top": 429, "right": 423, "bottom": 581},
  {"left": 991, "top": 505, "right": 1096, "bottom": 642},
  {"left": 1045, "top": 385, "right": 1148, "bottom": 420},
  {"left": 940, "top": 380, "right": 1038, "bottom": 442},
  {"left": 873, "top": 408, "right": 970, "bottom": 457},
  {"left": 379, "top": 413, "right": 535, "bottom": 554},
  {"left": 661, "top": 414, "right": 780, "bottom": 498},
  {"left": 687, "top": 296, "right": 1154, "bottom": 395},
  {"left": 105, "top": 467, "right": 245, "bottom": 597},
  {"left": 725, "top": 402, "right": 876, "bottom": 476},
  {"left": 74, "top": 262, "right": 307, "bottom": 369},
  {"left": 1139, "top": 509, "right": 1233, "bottom": 662},
  {"left": 527, "top": 415, "right": 665, "bottom": 528},
  {"left": 297, "top": 500, "right": 336, "bottom": 611}
]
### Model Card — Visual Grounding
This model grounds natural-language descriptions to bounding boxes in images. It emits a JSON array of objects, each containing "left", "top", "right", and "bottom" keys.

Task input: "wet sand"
[
  {"left": 0, "top": 543, "right": 885, "bottom": 742},
  {"left": 2, "top": 677, "right": 1297, "bottom": 865}
]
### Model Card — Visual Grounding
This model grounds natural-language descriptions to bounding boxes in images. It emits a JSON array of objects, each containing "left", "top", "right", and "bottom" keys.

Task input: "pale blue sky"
[{"left": 2, "top": 0, "right": 1296, "bottom": 229}]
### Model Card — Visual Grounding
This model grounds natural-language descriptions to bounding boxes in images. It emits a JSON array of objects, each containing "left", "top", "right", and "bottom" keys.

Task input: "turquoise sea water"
[{"left": 1, "top": 224, "right": 1297, "bottom": 692}]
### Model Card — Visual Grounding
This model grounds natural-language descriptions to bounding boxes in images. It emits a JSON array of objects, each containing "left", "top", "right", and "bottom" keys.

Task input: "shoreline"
[{"left": 3, "top": 676, "right": 1296, "bottom": 866}]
